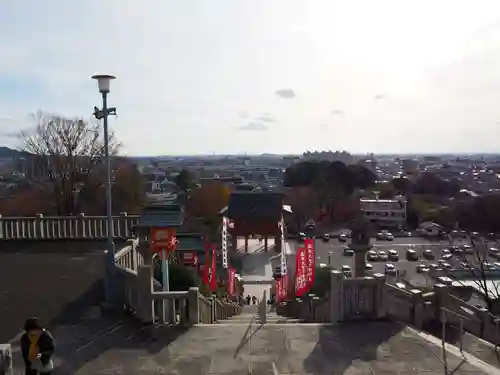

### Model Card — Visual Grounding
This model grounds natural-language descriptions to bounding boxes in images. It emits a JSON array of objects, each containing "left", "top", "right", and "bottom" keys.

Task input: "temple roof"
[
  {"left": 224, "top": 191, "right": 285, "bottom": 219},
  {"left": 135, "top": 203, "right": 184, "bottom": 228}
]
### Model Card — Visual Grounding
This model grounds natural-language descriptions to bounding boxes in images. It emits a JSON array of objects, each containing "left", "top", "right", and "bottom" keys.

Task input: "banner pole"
[{"left": 162, "top": 249, "right": 170, "bottom": 322}]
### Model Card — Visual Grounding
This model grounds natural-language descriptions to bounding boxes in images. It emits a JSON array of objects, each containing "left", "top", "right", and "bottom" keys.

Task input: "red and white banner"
[
  {"left": 304, "top": 238, "right": 316, "bottom": 291},
  {"left": 203, "top": 240, "right": 210, "bottom": 285},
  {"left": 276, "top": 273, "right": 289, "bottom": 303},
  {"left": 210, "top": 243, "right": 217, "bottom": 292},
  {"left": 228, "top": 266, "right": 236, "bottom": 296},
  {"left": 150, "top": 228, "right": 178, "bottom": 253},
  {"left": 294, "top": 247, "right": 307, "bottom": 296},
  {"left": 182, "top": 251, "right": 198, "bottom": 266}
]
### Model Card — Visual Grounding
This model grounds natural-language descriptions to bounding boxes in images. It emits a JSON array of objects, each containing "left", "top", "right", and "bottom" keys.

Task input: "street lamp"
[{"left": 92, "top": 74, "right": 117, "bottom": 304}]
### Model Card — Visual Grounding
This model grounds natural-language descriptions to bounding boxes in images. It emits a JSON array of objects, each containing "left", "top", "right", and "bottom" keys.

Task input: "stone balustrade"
[
  {"left": 113, "top": 240, "right": 240, "bottom": 326},
  {"left": 0, "top": 213, "right": 139, "bottom": 240}
]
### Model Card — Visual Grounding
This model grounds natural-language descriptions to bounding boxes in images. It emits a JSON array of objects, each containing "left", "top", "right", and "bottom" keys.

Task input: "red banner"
[
  {"left": 150, "top": 228, "right": 178, "bottom": 253},
  {"left": 276, "top": 274, "right": 289, "bottom": 303},
  {"left": 228, "top": 266, "right": 236, "bottom": 296},
  {"left": 304, "top": 238, "right": 316, "bottom": 291},
  {"left": 210, "top": 243, "right": 217, "bottom": 292},
  {"left": 294, "top": 247, "right": 307, "bottom": 296},
  {"left": 203, "top": 240, "right": 210, "bottom": 285}
]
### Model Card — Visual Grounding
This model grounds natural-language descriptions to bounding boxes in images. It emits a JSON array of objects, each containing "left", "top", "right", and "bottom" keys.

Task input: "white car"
[
  {"left": 365, "top": 263, "right": 373, "bottom": 271},
  {"left": 416, "top": 264, "right": 427, "bottom": 273},
  {"left": 367, "top": 250, "right": 379, "bottom": 261},
  {"left": 341, "top": 265, "right": 352, "bottom": 276},
  {"left": 489, "top": 247, "right": 500, "bottom": 255},
  {"left": 442, "top": 248, "right": 451, "bottom": 255},
  {"left": 378, "top": 251, "right": 388, "bottom": 261},
  {"left": 388, "top": 249, "right": 399, "bottom": 260},
  {"left": 463, "top": 244, "right": 473, "bottom": 254},
  {"left": 441, "top": 253, "right": 452, "bottom": 260},
  {"left": 385, "top": 263, "right": 397, "bottom": 275}
]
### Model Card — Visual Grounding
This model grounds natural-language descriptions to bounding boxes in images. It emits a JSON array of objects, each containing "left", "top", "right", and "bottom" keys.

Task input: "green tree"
[{"left": 175, "top": 169, "right": 193, "bottom": 191}]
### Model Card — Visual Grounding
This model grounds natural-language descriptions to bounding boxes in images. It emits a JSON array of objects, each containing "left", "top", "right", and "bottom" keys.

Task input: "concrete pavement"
[
  {"left": 10, "top": 317, "right": 499, "bottom": 374},
  {"left": 238, "top": 238, "right": 274, "bottom": 300}
]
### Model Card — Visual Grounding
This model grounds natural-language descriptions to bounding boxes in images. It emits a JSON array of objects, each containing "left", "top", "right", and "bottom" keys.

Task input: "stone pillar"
[
  {"left": 373, "top": 273, "right": 386, "bottom": 318},
  {"left": 411, "top": 289, "right": 424, "bottom": 329},
  {"left": 330, "top": 270, "right": 344, "bottom": 323},
  {"left": 137, "top": 264, "right": 154, "bottom": 323},
  {"left": 264, "top": 236, "right": 268, "bottom": 252},
  {"left": 245, "top": 236, "right": 248, "bottom": 253},
  {"left": 352, "top": 244, "right": 370, "bottom": 278},
  {"left": 188, "top": 287, "right": 200, "bottom": 324}
]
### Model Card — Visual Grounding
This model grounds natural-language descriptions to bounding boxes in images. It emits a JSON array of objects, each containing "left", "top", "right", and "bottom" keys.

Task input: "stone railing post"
[
  {"left": 78, "top": 213, "right": 85, "bottom": 239},
  {"left": 188, "top": 287, "right": 200, "bottom": 324},
  {"left": 118, "top": 212, "right": 128, "bottom": 238},
  {"left": 330, "top": 270, "right": 343, "bottom": 323},
  {"left": 136, "top": 264, "right": 154, "bottom": 323},
  {"left": 412, "top": 289, "right": 424, "bottom": 329},
  {"left": 433, "top": 283, "right": 450, "bottom": 319},
  {"left": 35, "top": 213, "right": 44, "bottom": 239},
  {"left": 373, "top": 273, "right": 386, "bottom": 318}
]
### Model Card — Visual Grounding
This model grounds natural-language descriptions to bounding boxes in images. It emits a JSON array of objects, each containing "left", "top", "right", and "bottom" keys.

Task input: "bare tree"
[
  {"left": 18, "top": 110, "right": 120, "bottom": 215},
  {"left": 455, "top": 236, "right": 500, "bottom": 313}
]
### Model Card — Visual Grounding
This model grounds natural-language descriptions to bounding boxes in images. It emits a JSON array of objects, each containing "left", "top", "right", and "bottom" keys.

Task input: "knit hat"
[{"left": 24, "top": 317, "right": 41, "bottom": 331}]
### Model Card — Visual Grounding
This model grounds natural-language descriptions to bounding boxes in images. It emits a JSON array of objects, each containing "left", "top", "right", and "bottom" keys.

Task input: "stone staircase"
[{"left": 221, "top": 305, "right": 302, "bottom": 325}]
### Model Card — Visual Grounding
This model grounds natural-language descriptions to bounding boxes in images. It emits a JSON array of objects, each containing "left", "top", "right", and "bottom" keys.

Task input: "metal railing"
[{"left": 0, "top": 213, "right": 139, "bottom": 240}]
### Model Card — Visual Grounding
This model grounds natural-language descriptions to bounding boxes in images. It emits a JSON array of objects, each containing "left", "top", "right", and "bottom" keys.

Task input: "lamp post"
[{"left": 92, "top": 74, "right": 117, "bottom": 304}]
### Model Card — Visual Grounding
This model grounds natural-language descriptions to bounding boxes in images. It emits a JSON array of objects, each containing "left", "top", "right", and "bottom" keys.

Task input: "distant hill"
[{"left": 0, "top": 146, "right": 28, "bottom": 159}]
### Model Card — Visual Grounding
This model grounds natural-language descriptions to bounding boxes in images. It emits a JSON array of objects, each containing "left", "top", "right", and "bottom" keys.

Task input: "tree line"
[{"left": 0, "top": 111, "right": 145, "bottom": 216}]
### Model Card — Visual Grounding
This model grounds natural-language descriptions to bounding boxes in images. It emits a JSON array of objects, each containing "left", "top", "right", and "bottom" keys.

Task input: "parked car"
[
  {"left": 378, "top": 251, "right": 389, "bottom": 261},
  {"left": 365, "top": 263, "right": 373, "bottom": 271},
  {"left": 441, "top": 253, "right": 452, "bottom": 260},
  {"left": 341, "top": 265, "right": 352, "bottom": 277},
  {"left": 376, "top": 231, "right": 393, "bottom": 241},
  {"left": 406, "top": 249, "right": 418, "bottom": 261},
  {"left": 385, "top": 263, "right": 397, "bottom": 275},
  {"left": 423, "top": 249, "right": 435, "bottom": 260},
  {"left": 416, "top": 264, "right": 427, "bottom": 273},
  {"left": 367, "top": 250, "right": 379, "bottom": 261},
  {"left": 463, "top": 244, "right": 473, "bottom": 254},
  {"left": 322, "top": 233, "right": 331, "bottom": 242},
  {"left": 343, "top": 247, "right": 354, "bottom": 257},
  {"left": 338, "top": 233, "right": 348, "bottom": 242},
  {"left": 388, "top": 249, "right": 399, "bottom": 261}
]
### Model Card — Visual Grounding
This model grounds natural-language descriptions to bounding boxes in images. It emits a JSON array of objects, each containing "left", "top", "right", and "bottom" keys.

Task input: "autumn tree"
[
  {"left": 186, "top": 182, "right": 231, "bottom": 240},
  {"left": 18, "top": 110, "right": 122, "bottom": 215}
]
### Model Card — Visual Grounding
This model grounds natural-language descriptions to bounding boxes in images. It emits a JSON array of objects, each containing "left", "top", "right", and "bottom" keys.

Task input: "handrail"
[{"left": 0, "top": 213, "right": 139, "bottom": 240}]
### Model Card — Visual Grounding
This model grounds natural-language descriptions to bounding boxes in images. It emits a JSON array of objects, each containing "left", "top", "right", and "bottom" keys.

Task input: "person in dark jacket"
[{"left": 20, "top": 317, "right": 55, "bottom": 375}]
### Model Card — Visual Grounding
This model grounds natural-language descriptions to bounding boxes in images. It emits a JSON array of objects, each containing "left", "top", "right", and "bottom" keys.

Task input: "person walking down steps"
[{"left": 21, "top": 317, "right": 55, "bottom": 375}]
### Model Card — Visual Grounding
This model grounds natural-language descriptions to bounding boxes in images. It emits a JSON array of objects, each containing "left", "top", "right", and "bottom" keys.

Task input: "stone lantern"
[{"left": 348, "top": 214, "right": 372, "bottom": 278}]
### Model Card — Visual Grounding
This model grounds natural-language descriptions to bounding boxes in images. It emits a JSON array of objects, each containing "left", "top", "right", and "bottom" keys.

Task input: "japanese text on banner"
[
  {"left": 295, "top": 247, "right": 307, "bottom": 296},
  {"left": 304, "top": 238, "right": 316, "bottom": 290}
]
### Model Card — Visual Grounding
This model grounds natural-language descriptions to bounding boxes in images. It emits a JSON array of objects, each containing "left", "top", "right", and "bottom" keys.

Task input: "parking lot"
[{"left": 287, "top": 236, "right": 500, "bottom": 286}]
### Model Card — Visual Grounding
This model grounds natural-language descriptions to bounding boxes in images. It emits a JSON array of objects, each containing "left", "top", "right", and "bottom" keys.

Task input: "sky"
[{"left": 1, "top": 1, "right": 500, "bottom": 156}]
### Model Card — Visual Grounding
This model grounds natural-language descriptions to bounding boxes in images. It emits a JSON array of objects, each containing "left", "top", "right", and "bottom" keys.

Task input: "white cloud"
[{"left": 1, "top": 0, "right": 500, "bottom": 154}]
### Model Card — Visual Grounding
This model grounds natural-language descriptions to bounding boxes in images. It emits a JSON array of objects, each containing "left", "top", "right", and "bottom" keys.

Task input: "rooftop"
[{"left": 225, "top": 191, "right": 285, "bottom": 220}]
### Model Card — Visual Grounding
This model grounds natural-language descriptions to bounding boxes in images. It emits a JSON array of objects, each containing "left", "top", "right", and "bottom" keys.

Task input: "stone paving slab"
[{"left": 9, "top": 318, "right": 496, "bottom": 374}]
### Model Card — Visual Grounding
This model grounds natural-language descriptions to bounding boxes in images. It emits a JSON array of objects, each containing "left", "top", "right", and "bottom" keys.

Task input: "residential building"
[{"left": 360, "top": 196, "right": 407, "bottom": 227}]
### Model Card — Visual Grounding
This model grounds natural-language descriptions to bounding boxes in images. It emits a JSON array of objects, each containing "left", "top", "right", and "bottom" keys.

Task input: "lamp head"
[{"left": 91, "top": 74, "right": 116, "bottom": 93}]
